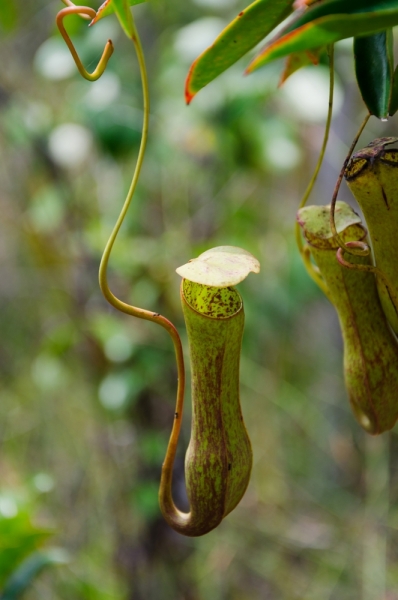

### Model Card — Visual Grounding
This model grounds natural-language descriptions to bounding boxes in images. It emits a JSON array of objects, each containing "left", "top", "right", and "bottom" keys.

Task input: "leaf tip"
[
  {"left": 185, "top": 62, "right": 197, "bottom": 105},
  {"left": 185, "top": 88, "right": 195, "bottom": 105}
]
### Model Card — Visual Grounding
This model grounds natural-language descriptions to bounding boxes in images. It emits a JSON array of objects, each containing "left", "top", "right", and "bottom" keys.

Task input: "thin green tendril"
[
  {"left": 295, "top": 45, "right": 334, "bottom": 298},
  {"left": 56, "top": 4, "right": 186, "bottom": 479}
]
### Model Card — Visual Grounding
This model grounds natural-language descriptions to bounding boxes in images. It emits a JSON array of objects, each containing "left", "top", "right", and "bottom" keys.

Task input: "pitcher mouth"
[{"left": 181, "top": 280, "right": 242, "bottom": 320}]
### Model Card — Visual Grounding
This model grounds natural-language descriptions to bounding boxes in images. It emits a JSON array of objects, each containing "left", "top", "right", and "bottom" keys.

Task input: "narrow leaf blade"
[
  {"left": 95, "top": 0, "right": 135, "bottom": 37},
  {"left": 185, "top": 0, "right": 294, "bottom": 104},
  {"left": 354, "top": 30, "right": 393, "bottom": 119},
  {"left": 247, "top": 8, "right": 398, "bottom": 72},
  {"left": 279, "top": 48, "right": 321, "bottom": 85},
  {"left": 283, "top": 0, "right": 398, "bottom": 31},
  {"left": 1, "top": 549, "right": 69, "bottom": 600}
]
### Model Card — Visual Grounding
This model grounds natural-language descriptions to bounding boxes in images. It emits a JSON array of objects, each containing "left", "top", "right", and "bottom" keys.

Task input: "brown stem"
[{"left": 329, "top": 113, "right": 371, "bottom": 256}]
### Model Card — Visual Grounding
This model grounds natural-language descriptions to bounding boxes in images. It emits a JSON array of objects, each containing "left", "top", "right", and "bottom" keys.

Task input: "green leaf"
[
  {"left": 0, "top": 0, "right": 18, "bottom": 32},
  {"left": 91, "top": 0, "right": 145, "bottom": 29},
  {"left": 281, "top": 0, "right": 398, "bottom": 33},
  {"left": 0, "top": 508, "right": 54, "bottom": 588},
  {"left": 354, "top": 30, "right": 393, "bottom": 119},
  {"left": 185, "top": 0, "right": 294, "bottom": 104},
  {"left": 91, "top": 0, "right": 135, "bottom": 37},
  {"left": 1, "top": 549, "right": 69, "bottom": 600},
  {"left": 279, "top": 48, "right": 322, "bottom": 85},
  {"left": 247, "top": 0, "right": 398, "bottom": 73}
]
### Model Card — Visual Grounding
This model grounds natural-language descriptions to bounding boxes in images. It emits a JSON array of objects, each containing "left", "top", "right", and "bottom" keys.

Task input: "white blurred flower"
[
  {"left": 192, "top": 0, "right": 234, "bottom": 8},
  {"left": 84, "top": 71, "right": 121, "bottom": 110},
  {"left": 174, "top": 18, "right": 227, "bottom": 62},
  {"left": 264, "top": 136, "right": 301, "bottom": 171},
  {"left": 104, "top": 333, "right": 133, "bottom": 362},
  {"left": 48, "top": 123, "right": 93, "bottom": 169},
  {"left": 281, "top": 66, "right": 343, "bottom": 123},
  {"left": 34, "top": 38, "right": 76, "bottom": 81},
  {"left": 34, "top": 473, "right": 55, "bottom": 493},
  {"left": 99, "top": 374, "right": 129, "bottom": 410},
  {"left": 0, "top": 495, "right": 18, "bottom": 518}
]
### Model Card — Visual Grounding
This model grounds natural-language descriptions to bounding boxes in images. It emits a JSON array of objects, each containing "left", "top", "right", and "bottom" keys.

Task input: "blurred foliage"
[{"left": 1, "top": 0, "right": 398, "bottom": 599}]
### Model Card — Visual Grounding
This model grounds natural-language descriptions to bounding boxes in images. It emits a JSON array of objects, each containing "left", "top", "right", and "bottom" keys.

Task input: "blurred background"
[{"left": 2, "top": 1, "right": 398, "bottom": 598}]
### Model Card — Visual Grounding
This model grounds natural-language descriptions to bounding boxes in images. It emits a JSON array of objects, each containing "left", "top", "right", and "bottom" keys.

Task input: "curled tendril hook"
[
  {"left": 56, "top": 5, "right": 114, "bottom": 81},
  {"left": 56, "top": 0, "right": 188, "bottom": 532},
  {"left": 336, "top": 243, "right": 376, "bottom": 273},
  {"left": 61, "top": 0, "right": 91, "bottom": 20}
]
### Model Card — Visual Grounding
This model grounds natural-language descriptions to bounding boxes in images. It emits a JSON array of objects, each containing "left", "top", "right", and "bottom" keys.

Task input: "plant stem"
[
  {"left": 362, "top": 434, "right": 389, "bottom": 600},
  {"left": 296, "top": 46, "right": 335, "bottom": 227},
  {"left": 98, "top": 22, "right": 186, "bottom": 456},
  {"left": 329, "top": 113, "right": 370, "bottom": 254},
  {"left": 295, "top": 45, "right": 334, "bottom": 297}
]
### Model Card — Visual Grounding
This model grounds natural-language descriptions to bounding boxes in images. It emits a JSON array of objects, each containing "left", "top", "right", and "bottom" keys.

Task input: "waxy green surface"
[
  {"left": 160, "top": 280, "right": 252, "bottom": 536},
  {"left": 345, "top": 144, "right": 398, "bottom": 334},
  {"left": 354, "top": 31, "right": 394, "bottom": 118},
  {"left": 298, "top": 203, "right": 398, "bottom": 434}
]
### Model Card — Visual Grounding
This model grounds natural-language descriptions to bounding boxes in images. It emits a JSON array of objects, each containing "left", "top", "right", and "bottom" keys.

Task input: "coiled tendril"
[{"left": 56, "top": 1, "right": 186, "bottom": 509}]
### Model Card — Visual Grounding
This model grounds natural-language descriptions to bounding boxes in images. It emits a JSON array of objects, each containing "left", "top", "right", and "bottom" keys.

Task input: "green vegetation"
[{"left": 2, "top": 0, "right": 398, "bottom": 598}]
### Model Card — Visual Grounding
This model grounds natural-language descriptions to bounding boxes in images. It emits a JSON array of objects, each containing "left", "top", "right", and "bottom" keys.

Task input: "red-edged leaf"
[
  {"left": 185, "top": 0, "right": 294, "bottom": 104},
  {"left": 91, "top": 0, "right": 145, "bottom": 28},
  {"left": 293, "top": 0, "right": 318, "bottom": 7},
  {"left": 91, "top": 0, "right": 135, "bottom": 37},
  {"left": 279, "top": 48, "right": 321, "bottom": 86},
  {"left": 247, "top": 0, "right": 398, "bottom": 73}
]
